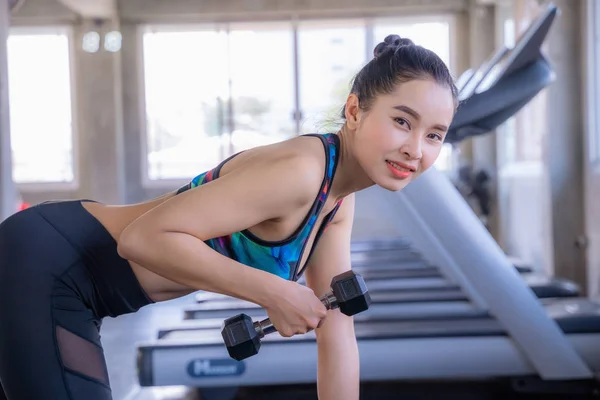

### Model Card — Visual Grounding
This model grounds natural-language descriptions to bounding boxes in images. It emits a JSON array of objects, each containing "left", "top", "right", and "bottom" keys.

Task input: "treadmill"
[
  {"left": 183, "top": 246, "right": 580, "bottom": 321},
  {"left": 186, "top": 239, "right": 579, "bottom": 306},
  {"left": 338, "top": 40, "right": 576, "bottom": 296},
  {"left": 135, "top": 4, "right": 600, "bottom": 397}
]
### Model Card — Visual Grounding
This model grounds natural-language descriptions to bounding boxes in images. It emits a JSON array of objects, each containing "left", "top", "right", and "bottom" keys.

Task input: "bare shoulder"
[
  {"left": 221, "top": 135, "right": 328, "bottom": 176},
  {"left": 120, "top": 135, "right": 333, "bottom": 242},
  {"left": 217, "top": 135, "right": 330, "bottom": 201}
]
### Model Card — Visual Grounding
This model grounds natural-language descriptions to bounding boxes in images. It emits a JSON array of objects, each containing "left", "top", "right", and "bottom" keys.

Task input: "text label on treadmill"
[{"left": 187, "top": 359, "right": 246, "bottom": 378}]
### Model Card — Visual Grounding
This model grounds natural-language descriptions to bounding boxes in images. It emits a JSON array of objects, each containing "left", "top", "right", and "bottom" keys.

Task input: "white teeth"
[{"left": 387, "top": 161, "right": 409, "bottom": 171}]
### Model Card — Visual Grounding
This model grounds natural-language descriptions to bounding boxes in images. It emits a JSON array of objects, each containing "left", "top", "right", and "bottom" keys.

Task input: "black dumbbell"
[{"left": 221, "top": 270, "right": 371, "bottom": 361}]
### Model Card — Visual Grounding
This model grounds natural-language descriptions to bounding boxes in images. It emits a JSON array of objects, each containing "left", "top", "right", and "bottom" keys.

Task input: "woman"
[{"left": 0, "top": 35, "right": 458, "bottom": 400}]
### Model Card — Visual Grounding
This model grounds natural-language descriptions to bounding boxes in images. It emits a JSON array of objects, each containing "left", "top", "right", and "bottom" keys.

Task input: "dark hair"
[{"left": 342, "top": 34, "right": 458, "bottom": 119}]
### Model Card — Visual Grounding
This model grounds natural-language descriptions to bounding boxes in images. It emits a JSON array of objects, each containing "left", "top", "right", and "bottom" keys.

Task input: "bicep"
[
  {"left": 121, "top": 156, "right": 322, "bottom": 243},
  {"left": 304, "top": 195, "right": 357, "bottom": 342},
  {"left": 304, "top": 194, "right": 355, "bottom": 298}
]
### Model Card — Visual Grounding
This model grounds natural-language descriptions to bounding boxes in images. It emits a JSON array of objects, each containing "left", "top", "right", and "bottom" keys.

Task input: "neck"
[{"left": 329, "top": 125, "right": 375, "bottom": 201}]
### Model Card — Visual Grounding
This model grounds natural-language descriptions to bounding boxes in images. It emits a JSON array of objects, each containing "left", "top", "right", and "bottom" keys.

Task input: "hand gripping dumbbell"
[{"left": 221, "top": 270, "right": 371, "bottom": 361}]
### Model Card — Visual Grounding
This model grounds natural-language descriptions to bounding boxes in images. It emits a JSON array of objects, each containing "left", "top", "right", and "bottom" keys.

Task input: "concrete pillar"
[
  {"left": 73, "top": 18, "right": 125, "bottom": 204},
  {"left": 120, "top": 23, "right": 149, "bottom": 204},
  {"left": 544, "top": 0, "right": 588, "bottom": 292},
  {"left": 467, "top": 0, "right": 499, "bottom": 239},
  {"left": 453, "top": 10, "right": 474, "bottom": 164},
  {"left": 0, "top": 0, "right": 16, "bottom": 222}
]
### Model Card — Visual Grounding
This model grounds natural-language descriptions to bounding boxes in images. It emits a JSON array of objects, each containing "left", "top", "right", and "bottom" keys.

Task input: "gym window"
[
  {"left": 7, "top": 27, "right": 75, "bottom": 184},
  {"left": 141, "top": 27, "right": 230, "bottom": 181},
  {"left": 297, "top": 19, "right": 368, "bottom": 135},
  {"left": 142, "top": 23, "right": 296, "bottom": 181},
  {"left": 141, "top": 15, "right": 455, "bottom": 182},
  {"left": 592, "top": 0, "right": 600, "bottom": 164}
]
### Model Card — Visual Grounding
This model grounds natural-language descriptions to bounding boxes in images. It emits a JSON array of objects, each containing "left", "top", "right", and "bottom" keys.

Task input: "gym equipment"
[
  {"left": 188, "top": 288, "right": 484, "bottom": 321},
  {"left": 350, "top": 237, "right": 411, "bottom": 252},
  {"left": 140, "top": 297, "right": 600, "bottom": 388},
  {"left": 350, "top": 237, "right": 533, "bottom": 273},
  {"left": 189, "top": 238, "right": 577, "bottom": 308},
  {"left": 136, "top": 5, "right": 600, "bottom": 397},
  {"left": 189, "top": 260, "right": 579, "bottom": 309},
  {"left": 445, "top": 1, "right": 557, "bottom": 144},
  {"left": 182, "top": 272, "right": 579, "bottom": 321},
  {"left": 137, "top": 170, "right": 600, "bottom": 393},
  {"left": 221, "top": 270, "right": 370, "bottom": 360},
  {"left": 192, "top": 275, "right": 580, "bottom": 306}
]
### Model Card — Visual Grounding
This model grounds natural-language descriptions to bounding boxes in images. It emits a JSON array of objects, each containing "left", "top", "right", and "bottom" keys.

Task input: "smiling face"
[{"left": 345, "top": 77, "right": 456, "bottom": 191}]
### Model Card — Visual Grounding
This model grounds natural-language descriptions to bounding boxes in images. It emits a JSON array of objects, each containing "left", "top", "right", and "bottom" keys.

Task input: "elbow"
[{"left": 117, "top": 223, "right": 153, "bottom": 262}]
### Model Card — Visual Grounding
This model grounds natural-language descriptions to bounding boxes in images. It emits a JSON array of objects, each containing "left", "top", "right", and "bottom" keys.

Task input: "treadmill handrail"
[
  {"left": 390, "top": 167, "right": 592, "bottom": 379},
  {"left": 377, "top": 186, "right": 488, "bottom": 309}
]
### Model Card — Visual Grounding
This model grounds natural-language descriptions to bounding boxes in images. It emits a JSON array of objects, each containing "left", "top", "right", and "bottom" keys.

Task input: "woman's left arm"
[{"left": 304, "top": 194, "right": 359, "bottom": 400}]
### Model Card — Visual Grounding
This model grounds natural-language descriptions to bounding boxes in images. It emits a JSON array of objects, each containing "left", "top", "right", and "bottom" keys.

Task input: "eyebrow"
[{"left": 394, "top": 105, "right": 448, "bottom": 132}]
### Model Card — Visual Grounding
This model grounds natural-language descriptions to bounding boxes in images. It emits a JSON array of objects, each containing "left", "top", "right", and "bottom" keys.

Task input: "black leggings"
[{"left": 0, "top": 200, "right": 154, "bottom": 400}]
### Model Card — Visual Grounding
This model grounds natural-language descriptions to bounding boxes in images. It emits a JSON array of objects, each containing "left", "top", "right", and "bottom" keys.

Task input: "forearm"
[
  {"left": 315, "top": 315, "right": 360, "bottom": 400},
  {"left": 118, "top": 230, "right": 280, "bottom": 307}
]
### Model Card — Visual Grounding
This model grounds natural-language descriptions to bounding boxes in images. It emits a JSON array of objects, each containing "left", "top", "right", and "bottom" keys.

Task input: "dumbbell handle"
[{"left": 253, "top": 291, "right": 337, "bottom": 338}]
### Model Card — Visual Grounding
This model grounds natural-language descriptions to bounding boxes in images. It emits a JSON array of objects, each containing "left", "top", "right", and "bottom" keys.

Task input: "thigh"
[
  {"left": 0, "top": 283, "right": 112, "bottom": 400},
  {"left": 0, "top": 213, "right": 113, "bottom": 400}
]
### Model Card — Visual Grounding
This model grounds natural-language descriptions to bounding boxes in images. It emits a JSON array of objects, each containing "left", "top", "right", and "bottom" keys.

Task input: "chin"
[{"left": 375, "top": 176, "right": 413, "bottom": 192}]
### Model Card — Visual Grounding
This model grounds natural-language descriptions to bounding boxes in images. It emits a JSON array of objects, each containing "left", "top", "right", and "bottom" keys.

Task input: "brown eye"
[
  {"left": 428, "top": 133, "right": 443, "bottom": 141},
  {"left": 394, "top": 117, "right": 411, "bottom": 129}
]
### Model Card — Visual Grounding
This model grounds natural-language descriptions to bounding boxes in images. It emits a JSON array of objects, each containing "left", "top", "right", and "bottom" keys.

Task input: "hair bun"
[{"left": 373, "top": 34, "right": 414, "bottom": 58}]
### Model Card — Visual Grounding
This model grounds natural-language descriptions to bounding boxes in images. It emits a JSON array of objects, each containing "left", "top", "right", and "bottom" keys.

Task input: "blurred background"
[{"left": 0, "top": 0, "right": 598, "bottom": 399}]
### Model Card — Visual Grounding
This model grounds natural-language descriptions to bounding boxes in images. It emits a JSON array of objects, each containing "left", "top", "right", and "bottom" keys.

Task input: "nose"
[{"left": 401, "top": 134, "right": 423, "bottom": 160}]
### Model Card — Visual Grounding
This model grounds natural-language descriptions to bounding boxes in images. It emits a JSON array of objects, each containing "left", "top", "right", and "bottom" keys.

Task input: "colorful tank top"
[{"left": 175, "top": 133, "right": 343, "bottom": 281}]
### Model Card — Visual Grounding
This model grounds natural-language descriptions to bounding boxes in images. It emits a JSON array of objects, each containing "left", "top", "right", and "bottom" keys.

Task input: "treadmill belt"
[
  {"left": 161, "top": 317, "right": 508, "bottom": 345},
  {"left": 193, "top": 287, "right": 464, "bottom": 306},
  {"left": 350, "top": 238, "right": 410, "bottom": 252},
  {"left": 184, "top": 288, "right": 476, "bottom": 321},
  {"left": 189, "top": 270, "right": 577, "bottom": 306},
  {"left": 156, "top": 307, "right": 486, "bottom": 339},
  {"left": 166, "top": 298, "right": 600, "bottom": 345},
  {"left": 350, "top": 250, "right": 423, "bottom": 265},
  {"left": 183, "top": 297, "right": 481, "bottom": 321},
  {"left": 350, "top": 238, "right": 534, "bottom": 274}
]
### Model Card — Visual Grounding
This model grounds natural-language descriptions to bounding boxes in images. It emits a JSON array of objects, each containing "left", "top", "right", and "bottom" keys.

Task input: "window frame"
[
  {"left": 9, "top": 25, "right": 79, "bottom": 192},
  {"left": 138, "top": 22, "right": 227, "bottom": 189},
  {"left": 585, "top": 0, "right": 600, "bottom": 169},
  {"left": 139, "top": 13, "right": 459, "bottom": 185}
]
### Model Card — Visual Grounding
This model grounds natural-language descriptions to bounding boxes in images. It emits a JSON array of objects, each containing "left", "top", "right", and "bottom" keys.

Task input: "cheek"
[
  {"left": 366, "top": 117, "right": 397, "bottom": 146},
  {"left": 420, "top": 144, "right": 443, "bottom": 171},
  {"left": 357, "top": 116, "right": 392, "bottom": 148}
]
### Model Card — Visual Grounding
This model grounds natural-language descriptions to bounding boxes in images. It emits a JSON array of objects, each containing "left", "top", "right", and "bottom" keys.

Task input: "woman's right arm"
[{"left": 117, "top": 153, "right": 322, "bottom": 310}]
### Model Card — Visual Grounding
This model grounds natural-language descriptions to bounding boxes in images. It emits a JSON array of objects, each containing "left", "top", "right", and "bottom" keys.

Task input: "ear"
[{"left": 344, "top": 94, "right": 361, "bottom": 129}]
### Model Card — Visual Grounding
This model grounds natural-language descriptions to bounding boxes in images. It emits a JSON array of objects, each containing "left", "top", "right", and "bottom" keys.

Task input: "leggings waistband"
[{"left": 34, "top": 200, "right": 154, "bottom": 318}]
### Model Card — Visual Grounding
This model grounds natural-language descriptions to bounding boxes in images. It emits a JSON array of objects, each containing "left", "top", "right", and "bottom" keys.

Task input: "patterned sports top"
[{"left": 175, "top": 133, "right": 343, "bottom": 282}]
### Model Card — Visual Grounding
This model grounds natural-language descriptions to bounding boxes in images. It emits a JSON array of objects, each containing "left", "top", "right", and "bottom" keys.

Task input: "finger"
[
  {"left": 280, "top": 329, "right": 293, "bottom": 338},
  {"left": 316, "top": 306, "right": 328, "bottom": 318}
]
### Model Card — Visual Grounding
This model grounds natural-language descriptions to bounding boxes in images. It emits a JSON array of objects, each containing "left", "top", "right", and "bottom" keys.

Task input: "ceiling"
[{"left": 56, "top": 0, "right": 116, "bottom": 19}]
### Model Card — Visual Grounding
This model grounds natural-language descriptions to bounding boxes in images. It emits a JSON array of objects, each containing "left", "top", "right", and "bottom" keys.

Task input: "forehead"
[{"left": 377, "top": 79, "right": 455, "bottom": 124}]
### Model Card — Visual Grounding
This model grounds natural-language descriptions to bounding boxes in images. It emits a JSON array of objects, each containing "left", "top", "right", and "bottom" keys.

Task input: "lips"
[{"left": 386, "top": 160, "right": 416, "bottom": 172}]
